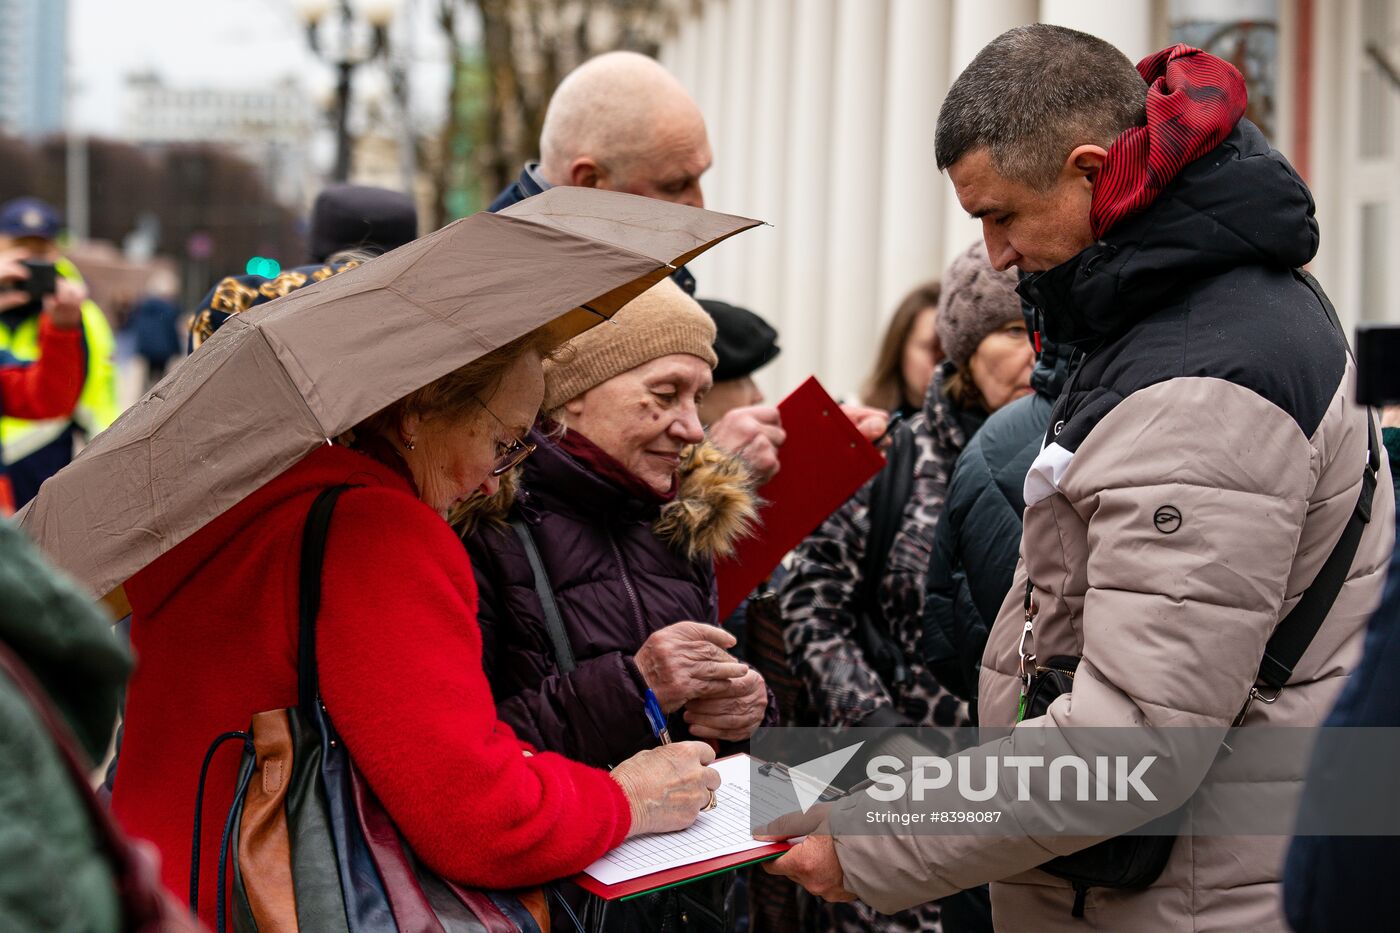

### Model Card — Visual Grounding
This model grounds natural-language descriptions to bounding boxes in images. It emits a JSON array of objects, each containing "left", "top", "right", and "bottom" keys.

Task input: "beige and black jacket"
[{"left": 830, "top": 120, "right": 1394, "bottom": 931}]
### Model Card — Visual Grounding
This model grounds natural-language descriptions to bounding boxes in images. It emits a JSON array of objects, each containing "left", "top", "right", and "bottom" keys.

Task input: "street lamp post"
[{"left": 297, "top": 0, "right": 400, "bottom": 183}]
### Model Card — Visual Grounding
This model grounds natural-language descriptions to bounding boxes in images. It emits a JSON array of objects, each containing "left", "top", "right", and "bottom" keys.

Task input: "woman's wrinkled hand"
[
  {"left": 683, "top": 666, "right": 768, "bottom": 741},
  {"left": 635, "top": 621, "right": 749, "bottom": 713},
  {"left": 611, "top": 741, "right": 722, "bottom": 837}
]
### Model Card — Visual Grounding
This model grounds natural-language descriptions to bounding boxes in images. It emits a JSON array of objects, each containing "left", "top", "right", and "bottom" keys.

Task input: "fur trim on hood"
[
  {"left": 655, "top": 442, "right": 760, "bottom": 561},
  {"left": 454, "top": 440, "right": 760, "bottom": 561}
]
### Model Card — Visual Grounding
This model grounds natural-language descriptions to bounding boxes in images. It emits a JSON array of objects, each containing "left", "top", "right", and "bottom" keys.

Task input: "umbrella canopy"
[{"left": 19, "top": 188, "right": 759, "bottom": 599}]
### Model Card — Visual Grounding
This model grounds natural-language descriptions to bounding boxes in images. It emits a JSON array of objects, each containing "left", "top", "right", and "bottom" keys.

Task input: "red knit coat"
[{"left": 112, "top": 444, "right": 631, "bottom": 925}]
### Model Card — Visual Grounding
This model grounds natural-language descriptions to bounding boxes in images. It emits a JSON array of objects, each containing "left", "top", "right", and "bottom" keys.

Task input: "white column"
[
  {"left": 777, "top": 0, "right": 837, "bottom": 397},
  {"left": 941, "top": 0, "right": 1038, "bottom": 270},
  {"left": 1038, "top": 0, "right": 1154, "bottom": 63},
  {"left": 877, "top": 0, "right": 954, "bottom": 324},
  {"left": 713, "top": 0, "right": 759, "bottom": 300},
  {"left": 823, "top": 0, "right": 891, "bottom": 400},
  {"left": 686, "top": 0, "right": 732, "bottom": 296},
  {"left": 1304, "top": 0, "right": 1343, "bottom": 325},
  {"left": 663, "top": 8, "right": 702, "bottom": 101},
  {"left": 742, "top": 0, "right": 793, "bottom": 401}
]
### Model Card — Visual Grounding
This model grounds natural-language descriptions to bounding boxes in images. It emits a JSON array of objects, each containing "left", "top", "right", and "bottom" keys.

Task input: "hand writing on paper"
[
  {"left": 635, "top": 621, "right": 748, "bottom": 713},
  {"left": 611, "top": 740, "right": 722, "bottom": 837},
  {"left": 684, "top": 666, "right": 768, "bottom": 741}
]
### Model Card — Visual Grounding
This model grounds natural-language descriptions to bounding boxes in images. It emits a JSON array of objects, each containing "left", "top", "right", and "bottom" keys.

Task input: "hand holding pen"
[
  {"left": 646, "top": 688, "right": 718, "bottom": 812},
  {"left": 610, "top": 739, "right": 722, "bottom": 836}
]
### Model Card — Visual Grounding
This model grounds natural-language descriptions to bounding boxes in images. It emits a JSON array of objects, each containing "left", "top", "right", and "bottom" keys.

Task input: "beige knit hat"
[{"left": 543, "top": 277, "right": 718, "bottom": 409}]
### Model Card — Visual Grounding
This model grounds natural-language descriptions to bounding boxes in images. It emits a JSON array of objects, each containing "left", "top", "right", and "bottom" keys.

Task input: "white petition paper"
[{"left": 583, "top": 754, "right": 786, "bottom": 886}]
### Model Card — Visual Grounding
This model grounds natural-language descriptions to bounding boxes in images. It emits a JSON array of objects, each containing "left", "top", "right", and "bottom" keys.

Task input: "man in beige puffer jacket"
[{"left": 767, "top": 25, "right": 1394, "bottom": 932}]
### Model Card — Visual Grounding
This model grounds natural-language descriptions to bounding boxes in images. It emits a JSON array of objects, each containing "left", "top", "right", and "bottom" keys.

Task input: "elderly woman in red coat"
[{"left": 110, "top": 321, "right": 720, "bottom": 928}]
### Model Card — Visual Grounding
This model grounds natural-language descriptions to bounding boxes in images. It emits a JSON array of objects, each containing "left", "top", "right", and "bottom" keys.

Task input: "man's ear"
[
  {"left": 567, "top": 157, "right": 604, "bottom": 189},
  {"left": 1064, "top": 144, "right": 1109, "bottom": 186}
]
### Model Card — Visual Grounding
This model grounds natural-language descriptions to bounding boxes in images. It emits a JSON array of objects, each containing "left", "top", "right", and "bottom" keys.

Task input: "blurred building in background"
[
  {"left": 0, "top": 0, "right": 66, "bottom": 137},
  {"left": 664, "top": 0, "right": 1400, "bottom": 401},
  {"left": 122, "top": 72, "right": 315, "bottom": 208}
]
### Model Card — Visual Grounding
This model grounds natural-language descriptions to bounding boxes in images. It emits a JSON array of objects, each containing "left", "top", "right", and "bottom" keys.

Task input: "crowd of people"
[{"left": 1, "top": 21, "right": 1398, "bottom": 933}]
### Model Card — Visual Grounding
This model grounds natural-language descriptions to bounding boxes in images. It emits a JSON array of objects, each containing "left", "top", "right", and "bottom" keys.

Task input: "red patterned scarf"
[{"left": 1090, "top": 44, "right": 1249, "bottom": 238}]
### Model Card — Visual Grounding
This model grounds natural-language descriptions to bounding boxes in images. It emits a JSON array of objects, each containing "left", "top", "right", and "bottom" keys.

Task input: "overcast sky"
[{"left": 71, "top": 0, "right": 456, "bottom": 136}]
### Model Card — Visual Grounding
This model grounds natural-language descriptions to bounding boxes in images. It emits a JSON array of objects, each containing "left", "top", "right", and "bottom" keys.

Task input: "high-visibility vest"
[{"left": 0, "top": 258, "right": 119, "bottom": 466}]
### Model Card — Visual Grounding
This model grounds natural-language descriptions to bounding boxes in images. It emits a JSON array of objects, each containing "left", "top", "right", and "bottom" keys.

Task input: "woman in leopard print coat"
[{"left": 778, "top": 240, "right": 1032, "bottom": 933}]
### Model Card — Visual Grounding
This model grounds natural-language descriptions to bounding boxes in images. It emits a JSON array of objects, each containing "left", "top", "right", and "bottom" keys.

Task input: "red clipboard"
[
  {"left": 572, "top": 753, "right": 795, "bottom": 901},
  {"left": 715, "top": 377, "right": 887, "bottom": 618},
  {"left": 573, "top": 840, "right": 792, "bottom": 901}
]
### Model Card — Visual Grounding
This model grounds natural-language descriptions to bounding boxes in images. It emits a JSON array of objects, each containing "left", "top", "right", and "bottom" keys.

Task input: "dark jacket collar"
[
  {"left": 556, "top": 427, "right": 677, "bottom": 505},
  {"left": 487, "top": 162, "right": 553, "bottom": 213},
  {"left": 1018, "top": 294, "right": 1078, "bottom": 402},
  {"left": 519, "top": 161, "right": 552, "bottom": 198},
  {"left": 518, "top": 426, "right": 665, "bottom": 525},
  {"left": 1031, "top": 336, "right": 1078, "bottom": 401},
  {"left": 1017, "top": 119, "right": 1319, "bottom": 350}
]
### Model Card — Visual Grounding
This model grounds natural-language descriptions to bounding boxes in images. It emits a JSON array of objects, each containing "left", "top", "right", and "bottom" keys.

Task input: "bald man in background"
[
  {"left": 490, "top": 51, "right": 711, "bottom": 291},
  {"left": 489, "top": 51, "right": 802, "bottom": 479}
]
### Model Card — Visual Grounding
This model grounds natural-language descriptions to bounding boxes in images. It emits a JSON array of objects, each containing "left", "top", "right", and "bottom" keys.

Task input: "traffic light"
[{"left": 245, "top": 256, "right": 282, "bottom": 278}]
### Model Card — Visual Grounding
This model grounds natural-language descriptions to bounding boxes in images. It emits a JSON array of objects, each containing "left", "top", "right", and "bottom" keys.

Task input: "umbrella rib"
[{"left": 246, "top": 319, "right": 338, "bottom": 439}]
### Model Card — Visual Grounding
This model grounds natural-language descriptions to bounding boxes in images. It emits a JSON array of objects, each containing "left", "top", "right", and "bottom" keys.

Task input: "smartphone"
[{"left": 18, "top": 260, "right": 57, "bottom": 302}]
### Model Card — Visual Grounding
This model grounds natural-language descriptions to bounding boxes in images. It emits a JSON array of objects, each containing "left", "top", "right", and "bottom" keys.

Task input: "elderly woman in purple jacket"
[
  {"left": 462, "top": 279, "right": 776, "bottom": 773},
  {"left": 462, "top": 279, "right": 774, "bottom": 931}
]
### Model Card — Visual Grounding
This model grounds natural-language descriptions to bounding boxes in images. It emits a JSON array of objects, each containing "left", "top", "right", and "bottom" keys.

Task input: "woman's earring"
[{"left": 403, "top": 438, "right": 416, "bottom": 451}]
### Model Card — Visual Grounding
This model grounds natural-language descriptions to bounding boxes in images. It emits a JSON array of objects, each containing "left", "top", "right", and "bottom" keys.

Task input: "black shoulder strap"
[
  {"left": 298, "top": 484, "right": 355, "bottom": 718},
  {"left": 511, "top": 519, "right": 576, "bottom": 674},
  {"left": 1254, "top": 270, "right": 1381, "bottom": 692},
  {"left": 1256, "top": 416, "right": 1380, "bottom": 691},
  {"left": 860, "top": 423, "right": 917, "bottom": 622}
]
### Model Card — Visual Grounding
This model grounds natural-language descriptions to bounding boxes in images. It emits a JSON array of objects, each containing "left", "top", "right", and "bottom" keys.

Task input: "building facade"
[
  {"left": 121, "top": 73, "right": 315, "bottom": 208},
  {"left": 0, "top": 0, "right": 67, "bottom": 138},
  {"left": 660, "top": 0, "right": 1400, "bottom": 401}
]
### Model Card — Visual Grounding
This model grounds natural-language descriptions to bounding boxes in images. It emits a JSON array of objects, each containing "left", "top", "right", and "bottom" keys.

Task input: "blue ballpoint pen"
[
  {"left": 643, "top": 688, "right": 671, "bottom": 745},
  {"left": 647, "top": 688, "right": 719, "bottom": 810}
]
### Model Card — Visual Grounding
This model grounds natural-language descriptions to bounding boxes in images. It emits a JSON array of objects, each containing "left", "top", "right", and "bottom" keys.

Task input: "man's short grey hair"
[{"left": 935, "top": 24, "right": 1148, "bottom": 189}]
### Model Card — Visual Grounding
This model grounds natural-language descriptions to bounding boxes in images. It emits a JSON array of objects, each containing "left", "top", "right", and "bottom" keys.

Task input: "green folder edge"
[{"left": 618, "top": 851, "right": 786, "bottom": 901}]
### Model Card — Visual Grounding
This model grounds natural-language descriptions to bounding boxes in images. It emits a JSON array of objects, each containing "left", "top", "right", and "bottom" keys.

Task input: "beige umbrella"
[{"left": 18, "top": 188, "right": 759, "bottom": 600}]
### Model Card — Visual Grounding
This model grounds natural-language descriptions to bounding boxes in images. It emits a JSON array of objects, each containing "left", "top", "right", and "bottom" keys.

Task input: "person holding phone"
[
  {"left": 0, "top": 247, "right": 86, "bottom": 513},
  {"left": 0, "top": 197, "right": 119, "bottom": 507}
]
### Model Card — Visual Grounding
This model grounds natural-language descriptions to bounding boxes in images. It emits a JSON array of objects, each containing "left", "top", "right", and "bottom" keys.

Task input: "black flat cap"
[
  {"left": 309, "top": 184, "right": 418, "bottom": 263},
  {"left": 698, "top": 298, "right": 780, "bottom": 382}
]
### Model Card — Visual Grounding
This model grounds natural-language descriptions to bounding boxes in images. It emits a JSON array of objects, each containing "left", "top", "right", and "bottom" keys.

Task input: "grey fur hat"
[{"left": 935, "top": 240, "right": 1022, "bottom": 372}]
